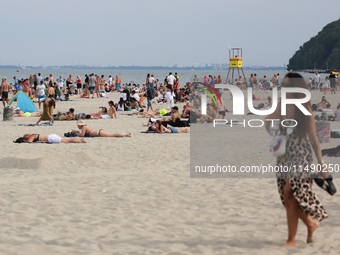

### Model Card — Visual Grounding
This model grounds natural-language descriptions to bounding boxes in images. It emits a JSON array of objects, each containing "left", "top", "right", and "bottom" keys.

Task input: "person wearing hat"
[
  {"left": 14, "top": 107, "right": 42, "bottom": 117},
  {"left": 71, "top": 120, "right": 133, "bottom": 137}
]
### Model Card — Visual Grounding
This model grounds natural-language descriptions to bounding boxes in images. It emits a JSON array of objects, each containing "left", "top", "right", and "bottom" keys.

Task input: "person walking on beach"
[
  {"left": 108, "top": 75, "right": 112, "bottom": 88},
  {"left": 314, "top": 72, "right": 321, "bottom": 90},
  {"left": 36, "top": 73, "right": 43, "bottom": 88},
  {"left": 88, "top": 73, "right": 96, "bottom": 98},
  {"left": 84, "top": 74, "right": 89, "bottom": 90},
  {"left": 115, "top": 75, "right": 121, "bottom": 92},
  {"left": 36, "top": 80, "right": 46, "bottom": 109},
  {"left": 66, "top": 74, "right": 74, "bottom": 94},
  {"left": 1, "top": 78, "right": 10, "bottom": 107},
  {"left": 146, "top": 82, "right": 154, "bottom": 112},
  {"left": 76, "top": 75, "right": 82, "bottom": 95},
  {"left": 167, "top": 72, "right": 176, "bottom": 88},
  {"left": 13, "top": 76, "right": 20, "bottom": 93},
  {"left": 329, "top": 71, "right": 336, "bottom": 94},
  {"left": 49, "top": 74, "right": 55, "bottom": 84},
  {"left": 265, "top": 72, "right": 335, "bottom": 247},
  {"left": 95, "top": 75, "right": 101, "bottom": 98},
  {"left": 57, "top": 75, "right": 64, "bottom": 93}
]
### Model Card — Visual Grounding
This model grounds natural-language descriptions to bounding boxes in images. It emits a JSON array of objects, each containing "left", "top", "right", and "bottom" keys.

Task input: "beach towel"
[
  {"left": 322, "top": 145, "right": 340, "bottom": 156},
  {"left": 64, "top": 132, "right": 81, "bottom": 137},
  {"left": 14, "top": 121, "right": 54, "bottom": 127}
]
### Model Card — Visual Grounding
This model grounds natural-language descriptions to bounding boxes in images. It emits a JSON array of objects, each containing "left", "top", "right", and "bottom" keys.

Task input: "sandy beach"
[{"left": 0, "top": 89, "right": 339, "bottom": 254}]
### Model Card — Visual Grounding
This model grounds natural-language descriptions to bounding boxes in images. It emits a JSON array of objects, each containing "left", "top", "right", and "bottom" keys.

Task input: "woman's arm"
[
  {"left": 306, "top": 114, "right": 323, "bottom": 165},
  {"left": 27, "top": 135, "right": 36, "bottom": 143},
  {"left": 47, "top": 106, "right": 54, "bottom": 121},
  {"left": 80, "top": 126, "right": 87, "bottom": 137},
  {"left": 264, "top": 105, "right": 281, "bottom": 133}
]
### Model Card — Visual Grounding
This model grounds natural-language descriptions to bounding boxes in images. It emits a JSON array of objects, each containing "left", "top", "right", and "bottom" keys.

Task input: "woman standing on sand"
[
  {"left": 265, "top": 73, "right": 336, "bottom": 247},
  {"left": 76, "top": 75, "right": 82, "bottom": 95}
]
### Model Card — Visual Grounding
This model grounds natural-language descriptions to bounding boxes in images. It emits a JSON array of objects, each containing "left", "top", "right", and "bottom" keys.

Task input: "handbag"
[
  {"left": 269, "top": 135, "right": 286, "bottom": 156},
  {"left": 269, "top": 121, "right": 294, "bottom": 157}
]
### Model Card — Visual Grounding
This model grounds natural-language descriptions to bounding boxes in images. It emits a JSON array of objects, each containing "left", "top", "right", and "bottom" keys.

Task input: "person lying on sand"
[
  {"left": 135, "top": 108, "right": 171, "bottom": 118},
  {"left": 54, "top": 108, "right": 75, "bottom": 120},
  {"left": 151, "top": 120, "right": 188, "bottom": 134},
  {"left": 14, "top": 107, "right": 42, "bottom": 117},
  {"left": 161, "top": 106, "right": 181, "bottom": 122},
  {"left": 15, "top": 134, "right": 86, "bottom": 143},
  {"left": 71, "top": 120, "right": 133, "bottom": 137},
  {"left": 89, "top": 107, "right": 112, "bottom": 119}
]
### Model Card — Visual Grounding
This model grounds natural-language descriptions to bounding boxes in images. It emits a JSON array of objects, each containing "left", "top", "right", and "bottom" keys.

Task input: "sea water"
[{"left": 0, "top": 69, "right": 324, "bottom": 87}]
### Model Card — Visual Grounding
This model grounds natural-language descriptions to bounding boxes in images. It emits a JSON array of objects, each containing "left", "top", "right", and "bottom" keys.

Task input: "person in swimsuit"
[
  {"left": 1, "top": 77, "right": 10, "bottom": 107},
  {"left": 14, "top": 107, "right": 42, "bottom": 117},
  {"left": 71, "top": 120, "right": 133, "bottom": 137},
  {"left": 316, "top": 96, "right": 331, "bottom": 110},
  {"left": 161, "top": 106, "right": 181, "bottom": 122},
  {"left": 152, "top": 120, "right": 188, "bottom": 134},
  {"left": 20, "top": 134, "right": 86, "bottom": 143}
]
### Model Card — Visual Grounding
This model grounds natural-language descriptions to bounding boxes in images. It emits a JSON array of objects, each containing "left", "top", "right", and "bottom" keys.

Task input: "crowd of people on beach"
[
  {"left": 2, "top": 70, "right": 340, "bottom": 145},
  {"left": 2, "top": 69, "right": 340, "bottom": 249},
  {"left": 0, "top": 71, "right": 195, "bottom": 144}
]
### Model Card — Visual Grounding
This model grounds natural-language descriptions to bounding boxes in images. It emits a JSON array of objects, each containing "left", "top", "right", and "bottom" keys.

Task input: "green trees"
[{"left": 287, "top": 18, "right": 340, "bottom": 70}]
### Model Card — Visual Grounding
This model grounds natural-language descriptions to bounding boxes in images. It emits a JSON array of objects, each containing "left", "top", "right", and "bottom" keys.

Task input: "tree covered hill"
[{"left": 287, "top": 18, "right": 340, "bottom": 71}]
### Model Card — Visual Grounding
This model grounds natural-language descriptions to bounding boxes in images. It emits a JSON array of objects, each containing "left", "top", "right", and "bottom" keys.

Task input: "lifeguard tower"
[{"left": 226, "top": 47, "right": 246, "bottom": 84}]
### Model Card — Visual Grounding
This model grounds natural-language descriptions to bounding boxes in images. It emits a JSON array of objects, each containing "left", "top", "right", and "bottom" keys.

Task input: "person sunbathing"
[
  {"left": 71, "top": 120, "right": 133, "bottom": 137},
  {"left": 151, "top": 120, "right": 188, "bottom": 134},
  {"left": 89, "top": 107, "right": 112, "bottom": 119},
  {"left": 137, "top": 108, "right": 171, "bottom": 118},
  {"left": 17, "top": 134, "right": 86, "bottom": 143},
  {"left": 317, "top": 96, "right": 332, "bottom": 110},
  {"left": 252, "top": 94, "right": 261, "bottom": 100},
  {"left": 79, "top": 87, "right": 90, "bottom": 98},
  {"left": 264, "top": 96, "right": 273, "bottom": 108},
  {"left": 54, "top": 108, "right": 75, "bottom": 120},
  {"left": 198, "top": 114, "right": 215, "bottom": 123},
  {"left": 14, "top": 107, "right": 42, "bottom": 117},
  {"left": 161, "top": 106, "right": 181, "bottom": 121}
]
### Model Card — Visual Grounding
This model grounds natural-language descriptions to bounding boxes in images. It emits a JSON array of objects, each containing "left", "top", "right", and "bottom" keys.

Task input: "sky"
[{"left": 1, "top": 0, "right": 340, "bottom": 67}]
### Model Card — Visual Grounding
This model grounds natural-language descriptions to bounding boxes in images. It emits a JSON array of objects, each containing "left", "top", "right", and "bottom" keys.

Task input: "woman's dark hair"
[
  {"left": 284, "top": 72, "right": 312, "bottom": 139},
  {"left": 167, "top": 85, "right": 173, "bottom": 93},
  {"left": 119, "top": 97, "right": 124, "bottom": 107},
  {"left": 69, "top": 108, "right": 74, "bottom": 113},
  {"left": 47, "top": 98, "right": 56, "bottom": 108},
  {"left": 14, "top": 137, "right": 26, "bottom": 143}
]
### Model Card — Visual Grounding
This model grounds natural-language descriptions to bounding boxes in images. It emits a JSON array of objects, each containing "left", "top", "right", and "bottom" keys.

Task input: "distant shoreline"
[{"left": 0, "top": 65, "right": 287, "bottom": 71}]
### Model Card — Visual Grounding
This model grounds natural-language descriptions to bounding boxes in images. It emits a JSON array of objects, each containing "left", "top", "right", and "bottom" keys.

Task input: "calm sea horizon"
[{"left": 0, "top": 69, "right": 327, "bottom": 87}]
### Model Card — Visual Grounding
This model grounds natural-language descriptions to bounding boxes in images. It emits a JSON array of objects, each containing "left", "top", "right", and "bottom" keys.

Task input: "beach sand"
[{"left": 0, "top": 90, "right": 339, "bottom": 254}]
